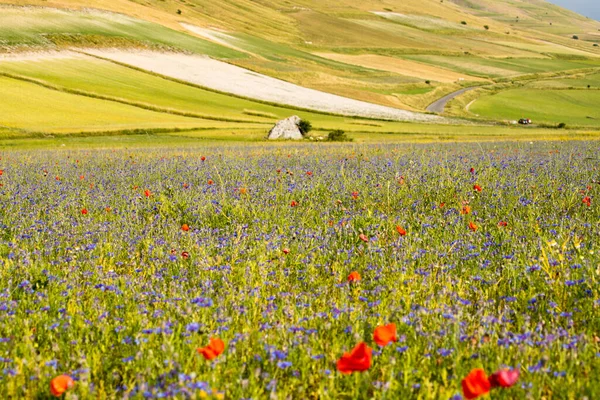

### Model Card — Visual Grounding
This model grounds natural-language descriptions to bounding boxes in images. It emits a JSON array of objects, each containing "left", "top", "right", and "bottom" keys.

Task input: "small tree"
[
  {"left": 484, "top": 25, "right": 489, "bottom": 30},
  {"left": 573, "top": 35, "right": 579, "bottom": 40},
  {"left": 177, "top": 9, "right": 182, "bottom": 15},
  {"left": 557, "top": 122, "right": 566, "bottom": 129},
  {"left": 297, "top": 119, "right": 313, "bottom": 135},
  {"left": 327, "top": 130, "right": 352, "bottom": 142}
]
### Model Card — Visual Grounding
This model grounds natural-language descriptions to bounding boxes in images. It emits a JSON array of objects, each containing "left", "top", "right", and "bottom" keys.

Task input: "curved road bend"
[{"left": 426, "top": 87, "right": 479, "bottom": 114}]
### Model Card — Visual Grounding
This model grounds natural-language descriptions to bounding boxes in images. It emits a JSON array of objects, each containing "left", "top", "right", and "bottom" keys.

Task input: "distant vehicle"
[{"left": 518, "top": 118, "right": 532, "bottom": 125}]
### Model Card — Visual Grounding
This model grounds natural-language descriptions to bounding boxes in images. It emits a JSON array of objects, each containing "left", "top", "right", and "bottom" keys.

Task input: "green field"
[
  {"left": 0, "top": 76, "right": 250, "bottom": 133},
  {"left": 1, "top": 53, "right": 600, "bottom": 144},
  {"left": 0, "top": 56, "right": 429, "bottom": 135},
  {"left": 526, "top": 72, "right": 600, "bottom": 89},
  {"left": 0, "top": 0, "right": 599, "bottom": 143},
  {"left": 470, "top": 88, "right": 600, "bottom": 126},
  {"left": 403, "top": 55, "right": 600, "bottom": 79}
]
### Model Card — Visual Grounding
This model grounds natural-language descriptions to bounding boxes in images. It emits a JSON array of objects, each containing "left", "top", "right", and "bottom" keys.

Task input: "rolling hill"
[{"left": 0, "top": 0, "right": 599, "bottom": 140}]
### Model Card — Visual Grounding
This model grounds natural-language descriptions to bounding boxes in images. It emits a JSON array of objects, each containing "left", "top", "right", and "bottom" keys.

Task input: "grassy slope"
[
  {"left": 0, "top": 7, "right": 244, "bottom": 58},
  {"left": 0, "top": 56, "right": 437, "bottom": 133},
  {"left": 470, "top": 87, "right": 600, "bottom": 126},
  {"left": 1, "top": 54, "right": 598, "bottom": 144},
  {"left": 0, "top": 0, "right": 600, "bottom": 137},
  {"left": 0, "top": 75, "right": 269, "bottom": 133}
]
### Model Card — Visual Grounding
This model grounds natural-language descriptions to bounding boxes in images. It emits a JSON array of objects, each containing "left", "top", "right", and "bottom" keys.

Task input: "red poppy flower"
[
  {"left": 207, "top": 179, "right": 214, "bottom": 185},
  {"left": 181, "top": 251, "right": 190, "bottom": 259},
  {"left": 461, "top": 205, "right": 472, "bottom": 215},
  {"left": 469, "top": 221, "right": 478, "bottom": 232},
  {"left": 201, "top": 156, "right": 206, "bottom": 161},
  {"left": 374, "top": 323, "right": 397, "bottom": 347},
  {"left": 398, "top": 176, "right": 405, "bottom": 185},
  {"left": 306, "top": 171, "right": 313, "bottom": 176},
  {"left": 352, "top": 191, "right": 359, "bottom": 199},
  {"left": 440, "top": 202, "right": 446, "bottom": 208},
  {"left": 583, "top": 196, "right": 591, "bottom": 207},
  {"left": 0, "top": 170, "right": 3, "bottom": 176},
  {"left": 498, "top": 221, "right": 508, "bottom": 227},
  {"left": 489, "top": 368, "right": 520, "bottom": 388},
  {"left": 50, "top": 375, "right": 75, "bottom": 397},
  {"left": 337, "top": 342, "right": 372, "bottom": 374},
  {"left": 105, "top": 207, "right": 111, "bottom": 213},
  {"left": 359, "top": 233, "right": 368, "bottom": 243},
  {"left": 282, "top": 248, "right": 290, "bottom": 255},
  {"left": 290, "top": 200, "right": 298, "bottom": 207},
  {"left": 470, "top": 167, "right": 475, "bottom": 174},
  {"left": 347, "top": 271, "right": 361, "bottom": 282},
  {"left": 182, "top": 224, "right": 190, "bottom": 232},
  {"left": 79, "top": 175, "right": 84, "bottom": 180},
  {"left": 81, "top": 208, "right": 88, "bottom": 215},
  {"left": 144, "top": 190, "right": 151, "bottom": 197},
  {"left": 183, "top": 183, "right": 189, "bottom": 189},
  {"left": 396, "top": 226, "right": 407, "bottom": 236},
  {"left": 239, "top": 187, "right": 247, "bottom": 195},
  {"left": 462, "top": 369, "right": 491, "bottom": 400},
  {"left": 473, "top": 184, "right": 482, "bottom": 192},
  {"left": 197, "top": 337, "right": 225, "bottom": 360}
]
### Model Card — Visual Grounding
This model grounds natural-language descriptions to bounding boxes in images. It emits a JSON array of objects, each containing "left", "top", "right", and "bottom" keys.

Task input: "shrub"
[
  {"left": 425, "top": 80, "right": 431, "bottom": 85},
  {"left": 573, "top": 35, "right": 579, "bottom": 40},
  {"left": 484, "top": 25, "right": 489, "bottom": 30},
  {"left": 327, "top": 130, "right": 352, "bottom": 142},
  {"left": 557, "top": 122, "right": 567, "bottom": 129},
  {"left": 461, "top": 21, "right": 467, "bottom": 25},
  {"left": 297, "top": 119, "right": 313, "bottom": 135},
  {"left": 177, "top": 9, "right": 182, "bottom": 15}
]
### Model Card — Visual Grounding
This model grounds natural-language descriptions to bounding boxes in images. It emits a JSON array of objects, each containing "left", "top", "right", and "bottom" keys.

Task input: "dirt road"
[{"left": 426, "top": 87, "right": 479, "bottom": 114}]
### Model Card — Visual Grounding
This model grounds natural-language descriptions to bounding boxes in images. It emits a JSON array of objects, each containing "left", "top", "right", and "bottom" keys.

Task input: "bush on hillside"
[
  {"left": 297, "top": 119, "right": 313, "bottom": 135},
  {"left": 327, "top": 130, "right": 352, "bottom": 142}
]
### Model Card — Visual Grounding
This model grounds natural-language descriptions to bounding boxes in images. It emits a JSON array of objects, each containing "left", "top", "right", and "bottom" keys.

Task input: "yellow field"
[{"left": 315, "top": 53, "right": 487, "bottom": 83}]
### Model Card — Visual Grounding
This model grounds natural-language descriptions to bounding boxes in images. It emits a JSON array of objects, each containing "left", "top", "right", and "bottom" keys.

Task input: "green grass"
[
  {"left": 403, "top": 55, "right": 600, "bottom": 78},
  {"left": 527, "top": 72, "right": 600, "bottom": 89},
  {"left": 0, "top": 56, "right": 421, "bottom": 134},
  {"left": 0, "top": 56, "right": 474, "bottom": 137},
  {"left": 0, "top": 76, "right": 267, "bottom": 133},
  {"left": 469, "top": 88, "right": 600, "bottom": 126},
  {"left": 0, "top": 7, "right": 244, "bottom": 58}
]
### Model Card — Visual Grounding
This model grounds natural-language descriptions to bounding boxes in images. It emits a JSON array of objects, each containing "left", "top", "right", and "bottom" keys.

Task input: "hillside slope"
[{"left": 0, "top": 0, "right": 599, "bottom": 128}]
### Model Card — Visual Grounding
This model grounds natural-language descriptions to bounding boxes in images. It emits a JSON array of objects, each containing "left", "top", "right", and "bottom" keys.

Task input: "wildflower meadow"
[{"left": 1, "top": 141, "right": 599, "bottom": 399}]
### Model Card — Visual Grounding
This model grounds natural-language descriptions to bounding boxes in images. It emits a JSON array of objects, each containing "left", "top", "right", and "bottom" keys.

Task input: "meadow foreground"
[{"left": 1, "top": 141, "right": 599, "bottom": 399}]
